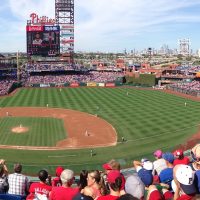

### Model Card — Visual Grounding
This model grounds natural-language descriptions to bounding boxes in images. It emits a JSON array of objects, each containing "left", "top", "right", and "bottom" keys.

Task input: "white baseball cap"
[{"left": 143, "top": 161, "right": 153, "bottom": 170}]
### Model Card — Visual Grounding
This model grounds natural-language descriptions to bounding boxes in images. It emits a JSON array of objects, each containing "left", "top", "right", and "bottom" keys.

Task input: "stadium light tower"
[{"left": 55, "top": 0, "right": 74, "bottom": 64}]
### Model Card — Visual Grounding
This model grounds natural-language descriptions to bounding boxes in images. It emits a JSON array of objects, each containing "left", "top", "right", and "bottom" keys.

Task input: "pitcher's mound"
[{"left": 12, "top": 126, "right": 29, "bottom": 134}]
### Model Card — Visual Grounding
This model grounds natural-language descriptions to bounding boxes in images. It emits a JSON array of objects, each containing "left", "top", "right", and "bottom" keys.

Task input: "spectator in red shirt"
[
  {"left": 50, "top": 169, "right": 79, "bottom": 200},
  {"left": 52, "top": 166, "right": 64, "bottom": 187},
  {"left": 102, "top": 160, "right": 125, "bottom": 190},
  {"left": 173, "top": 149, "right": 190, "bottom": 166},
  {"left": 97, "top": 170, "right": 123, "bottom": 200},
  {"left": 146, "top": 184, "right": 173, "bottom": 200},
  {"left": 27, "top": 169, "right": 52, "bottom": 200}
]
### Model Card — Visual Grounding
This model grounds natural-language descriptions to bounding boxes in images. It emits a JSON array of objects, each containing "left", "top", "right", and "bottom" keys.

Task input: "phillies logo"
[{"left": 30, "top": 13, "right": 55, "bottom": 25}]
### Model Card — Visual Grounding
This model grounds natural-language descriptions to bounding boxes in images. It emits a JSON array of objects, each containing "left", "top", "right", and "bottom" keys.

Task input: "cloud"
[
  {"left": 8, "top": 0, "right": 55, "bottom": 19},
  {"left": 0, "top": 0, "right": 200, "bottom": 52},
  {"left": 75, "top": 0, "right": 200, "bottom": 51}
]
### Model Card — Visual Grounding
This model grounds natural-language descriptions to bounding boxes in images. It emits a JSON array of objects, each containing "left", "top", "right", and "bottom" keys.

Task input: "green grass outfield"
[{"left": 0, "top": 87, "right": 199, "bottom": 175}]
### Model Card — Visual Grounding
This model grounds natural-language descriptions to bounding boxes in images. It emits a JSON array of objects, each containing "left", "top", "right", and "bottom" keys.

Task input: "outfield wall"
[{"left": 29, "top": 82, "right": 118, "bottom": 88}]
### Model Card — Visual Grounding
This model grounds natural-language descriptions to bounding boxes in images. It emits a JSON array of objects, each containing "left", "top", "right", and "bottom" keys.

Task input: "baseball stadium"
[
  {"left": 1, "top": 0, "right": 200, "bottom": 199},
  {"left": 0, "top": 0, "right": 200, "bottom": 176}
]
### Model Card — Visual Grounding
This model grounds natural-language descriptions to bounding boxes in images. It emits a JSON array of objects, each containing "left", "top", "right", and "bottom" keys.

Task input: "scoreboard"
[{"left": 26, "top": 26, "right": 60, "bottom": 56}]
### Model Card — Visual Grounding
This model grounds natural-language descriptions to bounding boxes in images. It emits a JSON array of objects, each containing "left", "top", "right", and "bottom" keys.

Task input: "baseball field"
[{"left": 0, "top": 87, "right": 199, "bottom": 175}]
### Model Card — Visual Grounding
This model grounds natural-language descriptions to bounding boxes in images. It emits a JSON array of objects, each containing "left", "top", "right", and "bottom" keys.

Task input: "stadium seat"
[{"left": 0, "top": 194, "right": 26, "bottom": 200}]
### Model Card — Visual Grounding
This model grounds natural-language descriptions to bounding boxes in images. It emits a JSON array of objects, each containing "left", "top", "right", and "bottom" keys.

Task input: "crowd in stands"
[
  {"left": 26, "top": 63, "right": 75, "bottom": 72},
  {"left": 161, "top": 65, "right": 200, "bottom": 79},
  {"left": 26, "top": 63, "right": 122, "bottom": 72},
  {"left": 25, "top": 71, "right": 124, "bottom": 85},
  {"left": 0, "top": 78, "right": 17, "bottom": 96},
  {"left": 0, "top": 64, "right": 124, "bottom": 95},
  {"left": 0, "top": 63, "right": 16, "bottom": 69},
  {"left": 176, "top": 66, "right": 200, "bottom": 74},
  {"left": 187, "top": 66, "right": 200, "bottom": 73},
  {"left": 2, "top": 143, "right": 200, "bottom": 199},
  {"left": 170, "top": 81, "right": 200, "bottom": 92},
  {"left": 161, "top": 74, "right": 194, "bottom": 79},
  {"left": 2, "top": 62, "right": 200, "bottom": 96}
]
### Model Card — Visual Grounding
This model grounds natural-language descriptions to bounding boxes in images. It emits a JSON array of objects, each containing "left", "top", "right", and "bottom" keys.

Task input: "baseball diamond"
[{"left": 0, "top": 107, "right": 117, "bottom": 149}]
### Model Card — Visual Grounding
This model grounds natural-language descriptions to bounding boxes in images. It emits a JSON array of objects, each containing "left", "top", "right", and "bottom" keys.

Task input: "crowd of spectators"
[
  {"left": 24, "top": 62, "right": 124, "bottom": 86},
  {"left": 2, "top": 143, "right": 200, "bottom": 199},
  {"left": 176, "top": 66, "right": 200, "bottom": 74},
  {"left": 160, "top": 65, "right": 200, "bottom": 79},
  {"left": 25, "top": 71, "right": 124, "bottom": 85},
  {"left": 170, "top": 80, "right": 200, "bottom": 92},
  {"left": 0, "top": 63, "right": 124, "bottom": 96},
  {"left": 26, "top": 63, "right": 76, "bottom": 72},
  {"left": 0, "top": 63, "right": 16, "bottom": 69},
  {"left": 0, "top": 78, "right": 17, "bottom": 96},
  {"left": 2, "top": 62, "right": 200, "bottom": 96},
  {"left": 161, "top": 74, "right": 194, "bottom": 79}
]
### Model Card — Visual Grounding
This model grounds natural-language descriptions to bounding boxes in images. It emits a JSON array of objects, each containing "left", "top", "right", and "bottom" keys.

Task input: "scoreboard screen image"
[{"left": 27, "top": 26, "right": 60, "bottom": 56}]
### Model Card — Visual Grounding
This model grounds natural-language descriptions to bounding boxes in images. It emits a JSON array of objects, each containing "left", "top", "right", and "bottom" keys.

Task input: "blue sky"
[{"left": 0, "top": 0, "right": 200, "bottom": 53}]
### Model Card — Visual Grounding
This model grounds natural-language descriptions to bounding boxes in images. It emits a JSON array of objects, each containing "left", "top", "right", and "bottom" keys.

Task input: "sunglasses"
[{"left": 191, "top": 150, "right": 200, "bottom": 162}]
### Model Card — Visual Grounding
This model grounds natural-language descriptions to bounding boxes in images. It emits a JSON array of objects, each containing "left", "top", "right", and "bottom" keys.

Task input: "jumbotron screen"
[{"left": 26, "top": 26, "right": 60, "bottom": 56}]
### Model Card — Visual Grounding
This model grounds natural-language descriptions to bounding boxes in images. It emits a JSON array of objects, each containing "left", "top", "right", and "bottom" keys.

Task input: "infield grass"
[
  {"left": 0, "top": 117, "right": 66, "bottom": 146},
  {"left": 0, "top": 87, "right": 199, "bottom": 175}
]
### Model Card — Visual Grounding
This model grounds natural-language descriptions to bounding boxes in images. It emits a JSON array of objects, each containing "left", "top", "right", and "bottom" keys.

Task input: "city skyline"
[{"left": 0, "top": 0, "right": 200, "bottom": 53}]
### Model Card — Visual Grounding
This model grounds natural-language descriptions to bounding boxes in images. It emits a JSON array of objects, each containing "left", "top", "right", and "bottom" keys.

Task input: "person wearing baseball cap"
[
  {"left": 153, "top": 149, "right": 167, "bottom": 176},
  {"left": 133, "top": 159, "right": 153, "bottom": 187},
  {"left": 50, "top": 169, "right": 79, "bottom": 200},
  {"left": 159, "top": 152, "right": 174, "bottom": 188},
  {"left": 102, "top": 159, "right": 121, "bottom": 175},
  {"left": 125, "top": 174, "right": 145, "bottom": 199},
  {"left": 173, "top": 149, "right": 190, "bottom": 166},
  {"left": 190, "top": 143, "right": 200, "bottom": 193},
  {"left": 102, "top": 159, "right": 125, "bottom": 190},
  {"left": 172, "top": 164, "right": 197, "bottom": 199},
  {"left": 51, "top": 166, "right": 64, "bottom": 187},
  {"left": 190, "top": 144, "right": 200, "bottom": 171},
  {"left": 97, "top": 170, "right": 123, "bottom": 200}
]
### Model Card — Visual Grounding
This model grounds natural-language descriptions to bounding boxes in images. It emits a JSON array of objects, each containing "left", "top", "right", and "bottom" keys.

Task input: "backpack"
[{"left": 0, "top": 175, "right": 9, "bottom": 193}]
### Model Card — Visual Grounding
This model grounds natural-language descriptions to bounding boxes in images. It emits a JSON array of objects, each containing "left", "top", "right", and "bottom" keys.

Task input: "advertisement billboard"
[{"left": 26, "top": 25, "right": 60, "bottom": 56}]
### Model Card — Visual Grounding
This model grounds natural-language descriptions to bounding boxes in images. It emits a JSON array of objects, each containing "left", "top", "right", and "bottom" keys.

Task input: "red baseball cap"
[
  {"left": 102, "top": 163, "right": 112, "bottom": 170},
  {"left": 174, "top": 149, "right": 183, "bottom": 157},
  {"left": 56, "top": 166, "right": 64, "bottom": 177},
  {"left": 107, "top": 170, "right": 121, "bottom": 183}
]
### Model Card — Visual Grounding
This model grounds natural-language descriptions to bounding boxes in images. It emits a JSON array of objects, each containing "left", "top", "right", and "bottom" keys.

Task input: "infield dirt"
[{"left": 0, "top": 107, "right": 117, "bottom": 150}]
